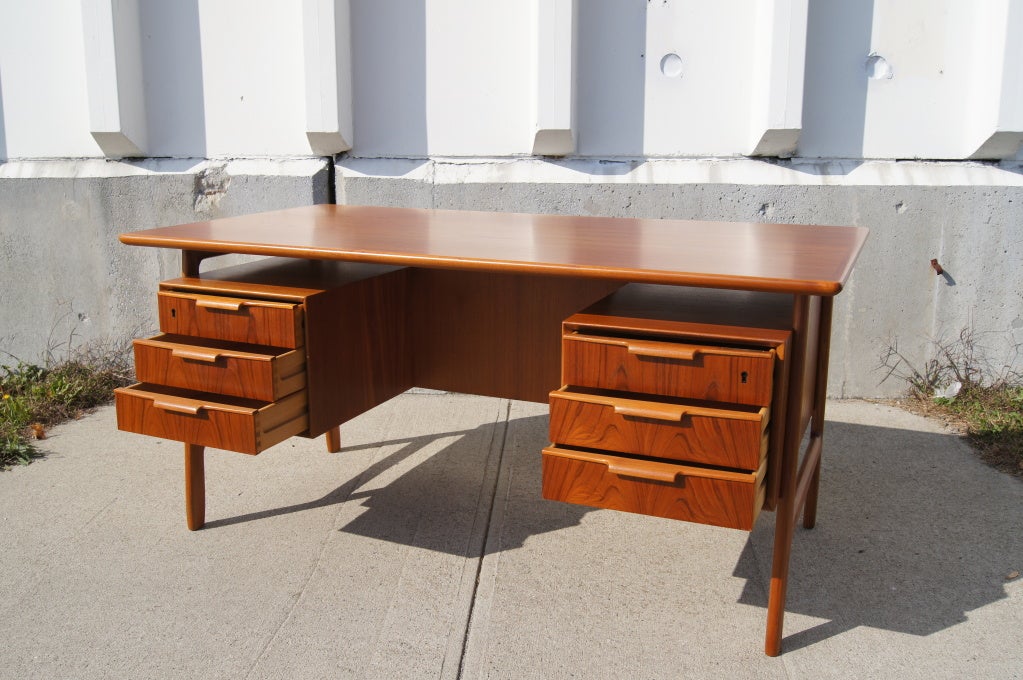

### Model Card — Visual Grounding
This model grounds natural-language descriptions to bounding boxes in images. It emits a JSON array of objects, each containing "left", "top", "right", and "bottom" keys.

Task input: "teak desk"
[{"left": 115, "top": 204, "right": 867, "bottom": 656}]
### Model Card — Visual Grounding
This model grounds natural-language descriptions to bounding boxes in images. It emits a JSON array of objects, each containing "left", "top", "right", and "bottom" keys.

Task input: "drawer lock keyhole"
[
  {"left": 741, "top": 371, "right": 749, "bottom": 384},
  {"left": 170, "top": 308, "right": 176, "bottom": 318}
]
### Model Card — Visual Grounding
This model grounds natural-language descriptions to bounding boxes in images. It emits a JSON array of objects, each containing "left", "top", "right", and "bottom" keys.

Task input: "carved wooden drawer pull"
[{"left": 193, "top": 296, "right": 250, "bottom": 311}]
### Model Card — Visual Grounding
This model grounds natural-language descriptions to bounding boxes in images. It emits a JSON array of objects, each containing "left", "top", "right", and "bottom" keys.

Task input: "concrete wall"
[{"left": 1, "top": 1, "right": 1022, "bottom": 397}]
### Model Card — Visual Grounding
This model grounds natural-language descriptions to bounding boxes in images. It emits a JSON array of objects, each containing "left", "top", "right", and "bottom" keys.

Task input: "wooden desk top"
[{"left": 120, "top": 204, "right": 868, "bottom": 296}]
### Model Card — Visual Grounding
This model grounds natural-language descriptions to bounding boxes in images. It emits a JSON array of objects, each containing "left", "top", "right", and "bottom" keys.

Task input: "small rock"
[
  {"left": 934, "top": 381, "right": 962, "bottom": 400},
  {"left": 1007, "top": 570, "right": 1020, "bottom": 580}
]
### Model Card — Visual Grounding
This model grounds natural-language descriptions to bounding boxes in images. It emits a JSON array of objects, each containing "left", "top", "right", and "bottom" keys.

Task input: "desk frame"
[{"left": 121, "top": 205, "right": 867, "bottom": 656}]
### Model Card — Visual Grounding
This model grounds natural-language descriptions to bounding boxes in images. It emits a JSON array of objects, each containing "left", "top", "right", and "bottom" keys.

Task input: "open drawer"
[
  {"left": 133, "top": 334, "right": 306, "bottom": 402},
  {"left": 541, "top": 446, "right": 767, "bottom": 530},
  {"left": 115, "top": 384, "right": 308, "bottom": 455}
]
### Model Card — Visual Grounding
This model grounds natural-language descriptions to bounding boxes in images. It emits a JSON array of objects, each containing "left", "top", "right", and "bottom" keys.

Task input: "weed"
[
  {"left": 881, "top": 329, "right": 1023, "bottom": 478},
  {"left": 939, "top": 384, "right": 1023, "bottom": 476},
  {"left": 0, "top": 347, "right": 133, "bottom": 470},
  {"left": 877, "top": 327, "right": 1009, "bottom": 398}
]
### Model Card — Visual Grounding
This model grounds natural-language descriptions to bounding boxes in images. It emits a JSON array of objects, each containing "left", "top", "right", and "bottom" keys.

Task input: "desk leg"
[
  {"left": 325, "top": 426, "right": 341, "bottom": 453},
  {"left": 180, "top": 249, "right": 219, "bottom": 277},
  {"left": 765, "top": 295, "right": 812, "bottom": 657},
  {"left": 802, "top": 296, "right": 833, "bottom": 530},
  {"left": 802, "top": 459, "right": 823, "bottom": 530},
  {"left": 184, "top": 444, "right": 205, "bottom": 531},
  {"left": 766, "top": 510, "right": 795, "bottom": 656}
]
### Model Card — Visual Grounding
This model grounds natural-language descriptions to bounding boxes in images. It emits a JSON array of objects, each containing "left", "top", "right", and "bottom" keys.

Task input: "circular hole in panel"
[
  {"left": 865, "top": 54, "right": 893, "bottom": 80},
  {"left": 660, "top": 53, "right": 684, "bottom": 78}
]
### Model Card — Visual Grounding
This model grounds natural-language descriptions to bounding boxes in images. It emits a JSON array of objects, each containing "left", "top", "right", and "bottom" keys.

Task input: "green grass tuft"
[
  {"left": 1, "top": 353, "right": 133, "bottom": 470},
  {"left": 944, "top": 385, "right": 1023, "bottom": 476}
]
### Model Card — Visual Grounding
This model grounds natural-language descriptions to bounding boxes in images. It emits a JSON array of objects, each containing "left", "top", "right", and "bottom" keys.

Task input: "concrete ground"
[{"left": 1, "top": 395, "right": 1020, "bottom": 679}]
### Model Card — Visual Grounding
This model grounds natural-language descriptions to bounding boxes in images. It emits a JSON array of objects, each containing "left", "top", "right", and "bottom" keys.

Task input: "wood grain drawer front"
[
  {"left": 562, "top": 333, "right": 775, "bottom": 406},
  {"left": 541, "top": 446, "right": 767, "bottom": 531},
  {"left": 115, "top": 384, "right": 308, "bottom": 455},
  {"left": 549, "top": 388, "right": 769, "bottom": 470},
  {"left": 158, "top": 292, "right": 304, "bottom": 348},
  {"left": 133, "top": 334, "right": 306, "bottom": 402}
]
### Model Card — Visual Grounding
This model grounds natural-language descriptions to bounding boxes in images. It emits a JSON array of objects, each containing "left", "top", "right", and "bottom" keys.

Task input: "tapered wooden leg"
[
  {"left": 765, "top": 295, "right": 812, "bottom": 657},
  {"left": 765, "top": 506, "right": 795, "bottom": 656},
  {"left": 325, "top": 426, "right": 341, "bottom": 453},
  {"left": 184, "top": 444, "right": 205, "bottom": 531}
]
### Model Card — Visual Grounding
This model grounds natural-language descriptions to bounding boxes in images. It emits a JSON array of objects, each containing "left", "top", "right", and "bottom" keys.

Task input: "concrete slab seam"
[
  {"left": 240, "top": 472, "right": 353, "bottom": 679},
  {"left": 239, "top": 409, "right": 409, "bottom": 678},
  {"left": 452, "top": 399, "right": 514, "bottom": 680}
]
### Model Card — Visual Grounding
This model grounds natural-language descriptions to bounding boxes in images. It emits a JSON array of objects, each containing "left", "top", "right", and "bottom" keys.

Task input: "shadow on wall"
[
  {"left": 798, "top": 0, "right": 875, "bottom": 163},
  {"left": 759, "top": 157, "right": 866, "bottom": 177},
  {"left": 736, "top": 418, "right": 1022, "bottom": 650},
  {"left": 139, "top": 0, "right": 206, "bottom": 157},
  {"left": 350, "top": 0, "right": 427, "bottom": 159},
  {"left": 1001, "top": 159, "right": 1023, "bottom": 176},
  {"left": 575, "top": 0, "right": 646, "bottom": 162}
]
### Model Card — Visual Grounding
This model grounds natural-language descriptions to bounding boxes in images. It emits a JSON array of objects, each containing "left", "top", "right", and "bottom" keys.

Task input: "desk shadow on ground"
[
  {"left": 202, "top": 401, "right": 1023, "bottom": 655},
  {"left": 205, "top": 411, "right": 590, "bottom": 554},
  {"left": 735, "top": 419, "right": 1023, "bottom": 651}
]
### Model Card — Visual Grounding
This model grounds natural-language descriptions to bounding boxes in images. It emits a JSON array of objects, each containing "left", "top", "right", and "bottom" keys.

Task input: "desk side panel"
[{"left": 305, "top": 268, "right": 412, "bottom": 435}]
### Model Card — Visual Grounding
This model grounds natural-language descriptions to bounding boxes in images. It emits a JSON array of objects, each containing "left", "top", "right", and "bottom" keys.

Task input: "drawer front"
[
  {"left": 115, "top": 384, "right": 308, "bottom": 455},
  {"left": 562, "top": 333, "right": 774, "bottom": 406},
  {"left": 158, "top": 291, "right": 304, "bottom": 348},
  {"left": 549, "top": 388, "right": 768, "bottom": 470},
  {"left": 133, "top": 334, "right": 306, "bottom": 402},
  {"left": 541, "top": 446, "right": 766, "bottom": 531}
]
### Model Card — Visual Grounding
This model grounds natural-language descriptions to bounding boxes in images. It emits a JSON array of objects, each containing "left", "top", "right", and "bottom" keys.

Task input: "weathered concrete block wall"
[
  {"left": 338, "top": 158, "right": 1023, "bottom": 398},
  {"left": 0, "top": 159, "right": 330, "bottom": 365}
]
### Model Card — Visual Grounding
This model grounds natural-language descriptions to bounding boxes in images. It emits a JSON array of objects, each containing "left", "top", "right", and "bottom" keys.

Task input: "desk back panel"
[{"left": 408, "top": 269, "right": 620, "bottom": 403}]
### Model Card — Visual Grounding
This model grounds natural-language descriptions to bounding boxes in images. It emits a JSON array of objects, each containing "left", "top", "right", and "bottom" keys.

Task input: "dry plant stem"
[
  {"left": 879, "top": 327, "right": 1021, "bottom": 397},
  {"left": 880, "top": 328, "right": 1023, "bottom": 479}
]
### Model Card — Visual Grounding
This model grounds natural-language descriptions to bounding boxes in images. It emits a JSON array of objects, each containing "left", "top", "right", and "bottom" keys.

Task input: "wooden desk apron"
[{"left": 115, "top": 204, "right": 868, "bottom": 657}]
